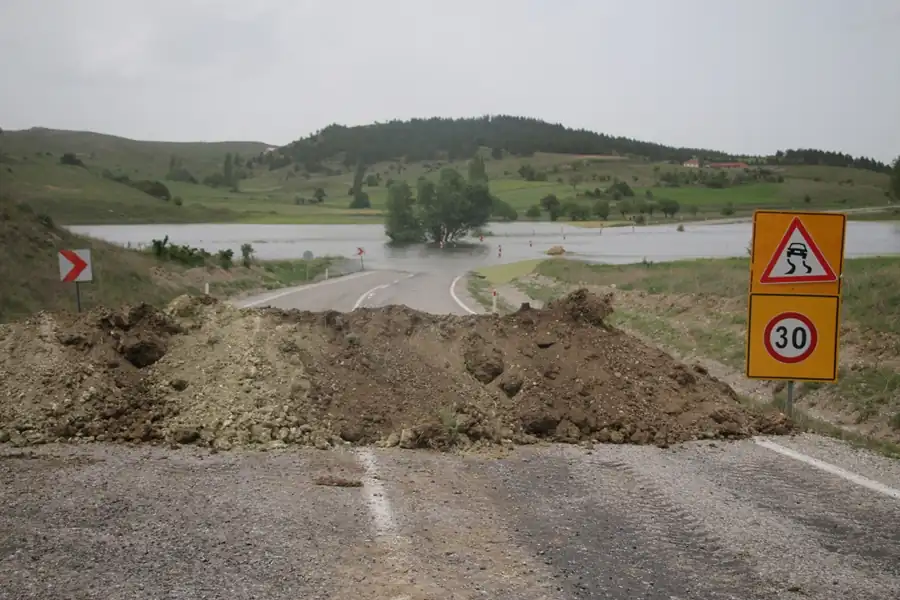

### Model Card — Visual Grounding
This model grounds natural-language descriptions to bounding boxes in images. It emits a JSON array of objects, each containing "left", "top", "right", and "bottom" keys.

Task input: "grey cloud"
[{"left": 0, "top": 0, "right": 897, "bottom": 161}]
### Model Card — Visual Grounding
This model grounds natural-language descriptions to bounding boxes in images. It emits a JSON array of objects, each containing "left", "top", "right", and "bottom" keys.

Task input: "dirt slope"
[{"left": 0, "top": 290, "right": 791, "bottom": 450}]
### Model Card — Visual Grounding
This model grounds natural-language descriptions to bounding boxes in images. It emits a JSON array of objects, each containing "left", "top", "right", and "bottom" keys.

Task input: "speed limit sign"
[
  {"left": 745, "top": 294, "right": 839, "bottom": 382},
  {"left": 763, "top": 312, "right": 817, "bottom": 363}
]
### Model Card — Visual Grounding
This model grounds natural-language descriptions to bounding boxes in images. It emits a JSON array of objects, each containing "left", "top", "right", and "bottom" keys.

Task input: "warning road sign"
[
  {"left": 759, "top": 218, "right": 836, "bottom": 284},
  {"left": 58, "top": 249, "right": 93, "bottom": 283},
  {"left": 750, "top": 211, "right": 845, "bottom": 297},
  {"left": 746, "top": 294, "right": 840, "bottom": 382}
]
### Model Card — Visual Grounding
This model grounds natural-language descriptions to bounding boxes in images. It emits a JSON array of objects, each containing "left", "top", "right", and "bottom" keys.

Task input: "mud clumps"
[{"left": 0, "top": 291, "right": 793, "bottom": 451}]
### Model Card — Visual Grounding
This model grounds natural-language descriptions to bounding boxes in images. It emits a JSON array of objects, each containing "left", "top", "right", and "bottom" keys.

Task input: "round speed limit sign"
[{"left": 763, "top": 312, "right": 818, "bottom": 363}]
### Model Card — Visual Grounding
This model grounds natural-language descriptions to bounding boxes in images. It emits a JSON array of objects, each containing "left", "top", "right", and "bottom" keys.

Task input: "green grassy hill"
[
  {"left": 0, "top": 194, "right": 333, "bottom": 322},
  {"left": 0, "top": 121, "right": 894, "bottom": 225}
]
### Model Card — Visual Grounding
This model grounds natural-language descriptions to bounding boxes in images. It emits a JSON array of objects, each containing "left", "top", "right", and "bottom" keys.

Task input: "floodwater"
[{"left": 69, "top": 220, "right": 900, "bottom": 273}]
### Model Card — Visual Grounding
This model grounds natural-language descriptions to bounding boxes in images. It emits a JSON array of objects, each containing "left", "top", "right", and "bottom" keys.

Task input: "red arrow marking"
[{"left": 60, "top": 249, "right": 88, "bottom": 282}]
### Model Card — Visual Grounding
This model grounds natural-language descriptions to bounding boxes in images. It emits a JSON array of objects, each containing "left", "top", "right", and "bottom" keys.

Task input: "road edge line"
[
  {"left": 238, "top": 270, "right": 375, "bottom": 308},
  {"left": 450, "top": 275, "right": 478, "bottom": 315},
  {"left": 754, "top": 438, "right": 900, "bottom": 500}
]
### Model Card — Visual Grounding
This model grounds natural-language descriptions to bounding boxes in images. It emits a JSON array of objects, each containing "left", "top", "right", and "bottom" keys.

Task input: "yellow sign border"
[
  {"left": 745, "top": 293, "right": 841, "bottom": 382},
  {"left": 749, "top": 210, "right": 847, "bottom": 297}
]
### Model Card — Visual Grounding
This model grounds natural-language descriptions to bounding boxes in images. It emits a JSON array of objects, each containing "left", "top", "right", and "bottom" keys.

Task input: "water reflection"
[{"left": 68, "top": 220, "right": 900, "bottom": 273}]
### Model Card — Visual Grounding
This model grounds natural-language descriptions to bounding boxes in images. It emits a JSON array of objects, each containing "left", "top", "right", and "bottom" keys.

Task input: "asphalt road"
[
  {"left": 3, "top": 272, "right": 898, "bottom": 599},
  {"left": 2, "top": 436, "right": 898, "bottom": 600},
  {"left": 237, "top": 268, "right": 480, "bottom": 315}
]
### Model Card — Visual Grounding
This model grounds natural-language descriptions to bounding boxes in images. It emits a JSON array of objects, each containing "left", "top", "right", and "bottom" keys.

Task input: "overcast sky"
[{"left": 1, "top": 0, "right": 898, "bottom": 161}]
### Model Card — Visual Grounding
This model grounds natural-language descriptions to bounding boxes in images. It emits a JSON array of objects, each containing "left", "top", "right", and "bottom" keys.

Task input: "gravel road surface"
[{"left": 2, "top": 436, "right": 898, "bottom": 600}]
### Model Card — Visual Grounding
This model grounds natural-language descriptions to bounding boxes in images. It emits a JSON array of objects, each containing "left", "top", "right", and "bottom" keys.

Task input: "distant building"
[
  {"left": 708, "top": 161, "right": 750, "bottom": 169},
  {"left": 683, "top": 159, "right": 700, "bottom": 168}
]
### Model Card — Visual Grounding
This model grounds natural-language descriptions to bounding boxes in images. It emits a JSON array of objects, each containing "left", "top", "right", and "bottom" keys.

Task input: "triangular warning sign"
[{"left": 760, "top": 217, "right": 837, "bottom": 284}]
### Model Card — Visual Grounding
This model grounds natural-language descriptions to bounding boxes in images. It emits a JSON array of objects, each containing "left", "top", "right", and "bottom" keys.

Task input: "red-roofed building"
[{"left": 708, "top": 161, "right": 750, "bottom": 169}]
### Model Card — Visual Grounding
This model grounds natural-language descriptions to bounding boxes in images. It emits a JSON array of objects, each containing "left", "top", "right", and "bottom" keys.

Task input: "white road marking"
[
  {"left": 353, "top": 284, "right": 390, "bottom": 310},
  {"left": 352, "top": 273, "right": 415, "bottom": 310},
  {"left": 450, "top": 275, "right": 478, "bottom": 315},
  {"left": 355, "top": 449, "right": 398, "bottom": 538},
  {"left": 238, "top": 270, "right": 376, "bottom": 308},
  {"left": 755, "top": 438, "right": 900, "bottom": 500}
]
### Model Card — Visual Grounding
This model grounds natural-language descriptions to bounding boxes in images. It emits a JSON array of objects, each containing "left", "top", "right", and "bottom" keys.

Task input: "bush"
[
  {"left": 217, "top": 249, "right": 234, "bottom": 269},
  {"left": 59, "top": 153, "right": 85, "bottom": 167},
  {"left": 525, "top": 205, "right": 542, "bottom": 219},
  {"left": 173, "top": 196, "right": 183, "bottom": 206},
  {"left": 240, "top": 243, "right": 255, "bottom": 267},
  {"left": 720, "top": 203, "right": 735, "bottom": 216}
]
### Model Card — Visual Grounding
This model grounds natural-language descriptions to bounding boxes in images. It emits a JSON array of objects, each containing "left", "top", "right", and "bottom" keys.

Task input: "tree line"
[
  {"left": 769, "top": 149, "right": 888, "bottom": 173},
  {"left": 281, "top": 116, "right": 734, "bottom": 170}
]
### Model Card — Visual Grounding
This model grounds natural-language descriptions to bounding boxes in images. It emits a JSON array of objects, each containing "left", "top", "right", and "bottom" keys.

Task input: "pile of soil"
[{"left": 0, "top": 290, "right": 791, "bottom": 450}]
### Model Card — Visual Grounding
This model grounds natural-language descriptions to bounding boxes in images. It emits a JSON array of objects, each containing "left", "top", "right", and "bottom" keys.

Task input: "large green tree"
[
  {"left": 417, "top": 168, "right": 493, "bottom": 243},
  {"left": 384, "top": 181, "right": 422, "bottom": 244}
]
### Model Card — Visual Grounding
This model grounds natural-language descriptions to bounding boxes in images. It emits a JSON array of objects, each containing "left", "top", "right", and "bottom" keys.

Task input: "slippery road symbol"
[{"left": 784, "top": 242, "right": 812, "bottom": 275}]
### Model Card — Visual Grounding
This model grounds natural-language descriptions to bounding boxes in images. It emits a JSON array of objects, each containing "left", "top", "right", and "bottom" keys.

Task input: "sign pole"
[
  {"left": 75, "top": 281, "right": 82, "bottom": 313},
  {"left": 786, "top": 380, "right": 794, "bottom": 415},
  {"left": 360, "top": 255, "right": 364, "bottom": 271}
]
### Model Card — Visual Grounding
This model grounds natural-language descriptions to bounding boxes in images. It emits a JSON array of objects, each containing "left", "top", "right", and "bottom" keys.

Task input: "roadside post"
[
  {"left": 492, "top": 289, "right": 498, "bottom": 314},
  {"left": 357, "top": 247, "right": 365, "bottom": 271},
  {"left": 745, "top": 210, "right": 847, "bottom": 415},
  {"left": 58, "top": 249, "right": 93, "bottom": 313}
]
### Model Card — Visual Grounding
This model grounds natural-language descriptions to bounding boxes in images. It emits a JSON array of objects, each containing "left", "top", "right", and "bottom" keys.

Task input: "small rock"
[
  {"left": 170, "top": 378, "right": 189, "bottom": 391},
  {"left": 0, "top": 430, "right": 9, "bottom": 443},
  {"left": 385, "top": 432, "right": 400, "bottom": 447},
  {"left": 173, "top": 427, "right": 200, "bottom": 444},
  {"left": 399, "top": 428, "right": 416, "bottom": 449},
  {"left": 608, "top": 431, "right": 625, "bottom": 444},
  {"left": 249, "top": 424, "right": 272, "bottom": 444},
  {"left": 313, "top": 435, "right": 331, "bottom": 450}
]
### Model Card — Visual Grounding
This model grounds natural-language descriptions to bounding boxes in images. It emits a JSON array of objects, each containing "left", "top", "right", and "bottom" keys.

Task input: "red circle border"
[{"left": 763, "top": 311, "right": 818, "bottom": 364}]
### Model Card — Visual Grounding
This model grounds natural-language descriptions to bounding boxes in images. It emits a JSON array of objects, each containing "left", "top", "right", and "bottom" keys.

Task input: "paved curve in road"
[{"left": 5, "top": 272, "right": 897, "bottom": 599}]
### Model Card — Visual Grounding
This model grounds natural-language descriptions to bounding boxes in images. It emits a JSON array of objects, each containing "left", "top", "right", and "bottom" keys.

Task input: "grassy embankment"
[
  {"left": 0, "top": 196, "right": 339, "bottom": 323},
  {"left": 469, "top": 256, "right": 900, "bottom": 454},
  {"left": 1, "top": 128, "right": 894, "bottom": 225}
]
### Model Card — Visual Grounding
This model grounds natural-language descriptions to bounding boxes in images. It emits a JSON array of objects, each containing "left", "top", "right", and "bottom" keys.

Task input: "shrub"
[
  {"left": 59, "top": 153, "right": 85, "bottom": 167},
  {"left": 173, "top": 196, "right": 183, "bottom": 206},
  {"left": 217, "top": 249, "right": 234, "bottom": 269},
  {"left": 240, "top": 243, "right": 255, "bottom": 267}
]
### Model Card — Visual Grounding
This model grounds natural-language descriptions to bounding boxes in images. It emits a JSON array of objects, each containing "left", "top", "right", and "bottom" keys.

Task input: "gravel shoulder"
[{"left": 3, "top": 441, "right": 898, "bottom": 600}]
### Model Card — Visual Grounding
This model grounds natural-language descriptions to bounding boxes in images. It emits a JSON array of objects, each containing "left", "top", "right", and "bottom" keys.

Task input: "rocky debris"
[
  {"left": 0, "top": 291, "right": 793, "bottom": 451},
  {"left": 546, "top": 246, "right": 566, "bottom": 256}
]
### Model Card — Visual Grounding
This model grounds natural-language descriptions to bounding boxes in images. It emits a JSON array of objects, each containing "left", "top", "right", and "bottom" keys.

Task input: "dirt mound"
[{"left": 0, "top": 291, "right": 791, "bottom": 450}]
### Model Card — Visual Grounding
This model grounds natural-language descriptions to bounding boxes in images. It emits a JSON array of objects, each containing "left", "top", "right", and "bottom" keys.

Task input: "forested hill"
[
  {"left": 278, "top": 115, "right": 890, "bottom": 174},
  {"left": 280, "top": 116, "right": 733, "bottom": 167}
]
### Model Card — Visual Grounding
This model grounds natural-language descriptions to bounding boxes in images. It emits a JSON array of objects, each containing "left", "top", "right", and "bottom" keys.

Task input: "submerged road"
[{"left": 5, "top": 271, "right": 897, "bottom": 599}]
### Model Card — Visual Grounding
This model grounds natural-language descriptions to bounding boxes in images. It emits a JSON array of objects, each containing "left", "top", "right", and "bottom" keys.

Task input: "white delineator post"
[
  {"left": 325, "top": 268, "right": 329, "bottom": 280},
  {"left": 204, "top": 282, "right": 210, "bottom": 296},
  {"left": 492, "top": 289, "right": 498, "bottom": 313}
]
